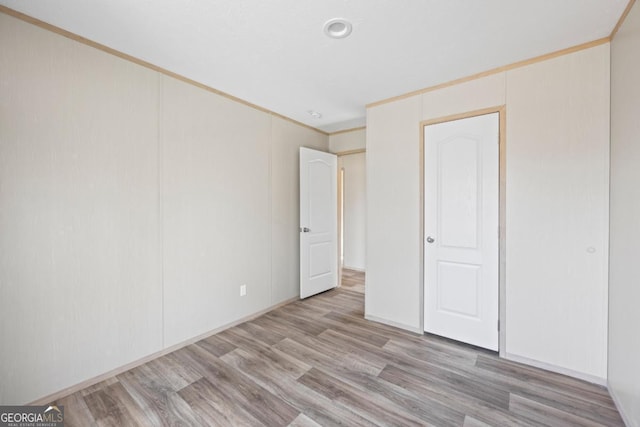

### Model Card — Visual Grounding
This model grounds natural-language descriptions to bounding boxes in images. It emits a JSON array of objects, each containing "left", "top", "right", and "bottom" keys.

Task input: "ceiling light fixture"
[
  {"left": 323, "top": 18, "right": 353, "bottom": 39},
  {"left": 308, "top": 110, "right": 322, "bottom": 119}
]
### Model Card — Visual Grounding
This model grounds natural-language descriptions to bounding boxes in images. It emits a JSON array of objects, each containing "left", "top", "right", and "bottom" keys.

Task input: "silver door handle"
[
  {"left": 426, "top": 236, "right": 435, "bottom": 243},
  {"left": 301, "top": 227, "right": 310, "bottom": 233}
]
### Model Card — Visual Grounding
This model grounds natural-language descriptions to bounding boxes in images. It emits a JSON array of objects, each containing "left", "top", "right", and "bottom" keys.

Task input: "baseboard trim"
[
  {"left": 29, "top": 296, "right": 298, "bottom": 405},
  {"left": 365, "top": 314, "right": 423, "bottom": 335},
  {"left": 505, "top": 353, "right": 607, "bottom": 386},
  {"left": 607, "top": 381, "right": 634, "bottom": 427}
]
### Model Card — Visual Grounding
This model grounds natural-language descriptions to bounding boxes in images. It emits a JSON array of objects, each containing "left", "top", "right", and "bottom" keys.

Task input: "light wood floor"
[
  {"left": 340, "top": 268, "right": 365, "bottom": 293},
  {"left": 54, "top": 270, "right": 624, "bottom": 426}
]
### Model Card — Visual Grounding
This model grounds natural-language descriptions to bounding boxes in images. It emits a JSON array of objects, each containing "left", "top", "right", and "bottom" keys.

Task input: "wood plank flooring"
[
  {"left": 341, "top": 268, "right": 365, "bottom": 293},
  {"left": 53, "top": 270, "right": 624, "bottom": 426}
]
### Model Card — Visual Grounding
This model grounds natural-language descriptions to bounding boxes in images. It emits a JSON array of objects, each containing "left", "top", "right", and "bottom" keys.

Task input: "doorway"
[
  {"left": 422, "top": 108, "right": 505, "bottom": 352},
  {"left": 338, "top": 150, "right": 366, "bottom": 292}
]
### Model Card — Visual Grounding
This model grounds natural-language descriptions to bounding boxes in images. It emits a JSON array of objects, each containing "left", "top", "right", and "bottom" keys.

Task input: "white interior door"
[
  {"left": 300, "top": 147, "right": 338, "bottom": 299},
  {"left": 424, "top": 113, "right": 499, "bottom": 351}
]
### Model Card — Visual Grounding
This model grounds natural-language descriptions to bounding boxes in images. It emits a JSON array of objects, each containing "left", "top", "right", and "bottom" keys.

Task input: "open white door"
[
  {"left": 300, "top": 147, "right": 338, "bottom": 299},
  {"left": 424, "top": 113, "right": 499, "bottom": 351}
]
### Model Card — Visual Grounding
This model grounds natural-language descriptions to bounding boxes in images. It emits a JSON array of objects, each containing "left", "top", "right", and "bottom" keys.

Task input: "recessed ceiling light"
[
  {"left": 308, "top": 110, "right": 322, "bottom": 119},
  {"left": 323, "top": 18, "right": 353, "bottom": 39}
]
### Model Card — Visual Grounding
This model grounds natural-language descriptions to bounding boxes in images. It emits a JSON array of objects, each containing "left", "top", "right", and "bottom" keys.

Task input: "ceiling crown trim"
[
  {"left": 0, "top": 5, "right": 330, "bottom": 136},
  {"left": 610, "top": 0, "right": 636, "bottom": 38},
  {"left": 367, "top": 0, "right": 634, "bottom": 110},
  {"left": 366, "top": 37, "right": 610, "bottom": 109}
]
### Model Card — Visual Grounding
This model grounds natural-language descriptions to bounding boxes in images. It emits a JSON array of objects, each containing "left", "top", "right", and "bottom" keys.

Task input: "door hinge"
[{"left": 497, "top": 320, "right": 500, "bottom": 331}]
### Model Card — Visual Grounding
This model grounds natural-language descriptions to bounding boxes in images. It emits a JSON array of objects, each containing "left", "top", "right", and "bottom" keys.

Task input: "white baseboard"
[
  {"left": 505, "top": 353, "right": 607, "bottom": 386},
  {"left": 29, "top": 296, "right": 298, "bottom": 405},
  {"left": 343, "top": 266, "right": 365, "bottom": 272},
  {"left": 608, "top": 381, "right": 635, "bottom": 427},
  {"left": 365, "top": 314, "right": 423, "bottom": 335}
]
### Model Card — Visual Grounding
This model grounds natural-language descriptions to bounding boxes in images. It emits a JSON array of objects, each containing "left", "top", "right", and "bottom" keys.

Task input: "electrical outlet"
[{"left": 240, "top": 284, "right": 247, "bottom": 297}]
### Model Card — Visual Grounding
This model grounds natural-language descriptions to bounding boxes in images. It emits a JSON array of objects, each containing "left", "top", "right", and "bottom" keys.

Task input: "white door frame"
[
  {"left": 420, "top": 106, "right": 507, "bottom": 356},
  {"left": 336, "top": 148, "right": 367, "bottom": 280}
]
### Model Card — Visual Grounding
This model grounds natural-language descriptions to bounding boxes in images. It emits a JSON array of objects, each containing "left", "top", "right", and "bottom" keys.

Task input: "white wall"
[
  {"left": 160, "top": 76, "right": 272, "bottom": 347},
  {"left": 609, "top": 1, "right": 640, "bottom": 424},
  {"left": 367, "top": 95, "right": 423, "bottom": 331},
  {"left": 0, "top": 13, "right": 163, "bottom": 405},
  {"left": 329, "top": 128, "right": 366, "bottom": 152},
  {"left": 367, "top": 44, "right": 610, "bottom": 380},
  {"left": 0, "top": 12, "right": 328, "bottom": 404},
  {"left": 339, "top": 153, "right": 366, "bottom": 270},
  {"left": 505, "top": 44, "right": 610, "bottom": 381}
]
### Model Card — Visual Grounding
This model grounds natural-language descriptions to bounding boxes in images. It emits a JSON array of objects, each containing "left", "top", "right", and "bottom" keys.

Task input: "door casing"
[{"left": 419, "top": 106, "right": 507, "bottom": 356}]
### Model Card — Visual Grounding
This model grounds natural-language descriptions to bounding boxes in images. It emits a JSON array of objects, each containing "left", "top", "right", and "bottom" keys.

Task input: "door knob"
[
  {"left": 426, "top": 236, "right": 435, "bottom": 243},
  {"left": 302, "top": 227, "right": 310, "bottom": 233}
]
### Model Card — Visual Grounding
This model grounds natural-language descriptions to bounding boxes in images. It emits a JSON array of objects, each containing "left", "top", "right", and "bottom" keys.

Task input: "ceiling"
[{"left": 0, "top": 0, "right": 629, "bottom": 133}]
